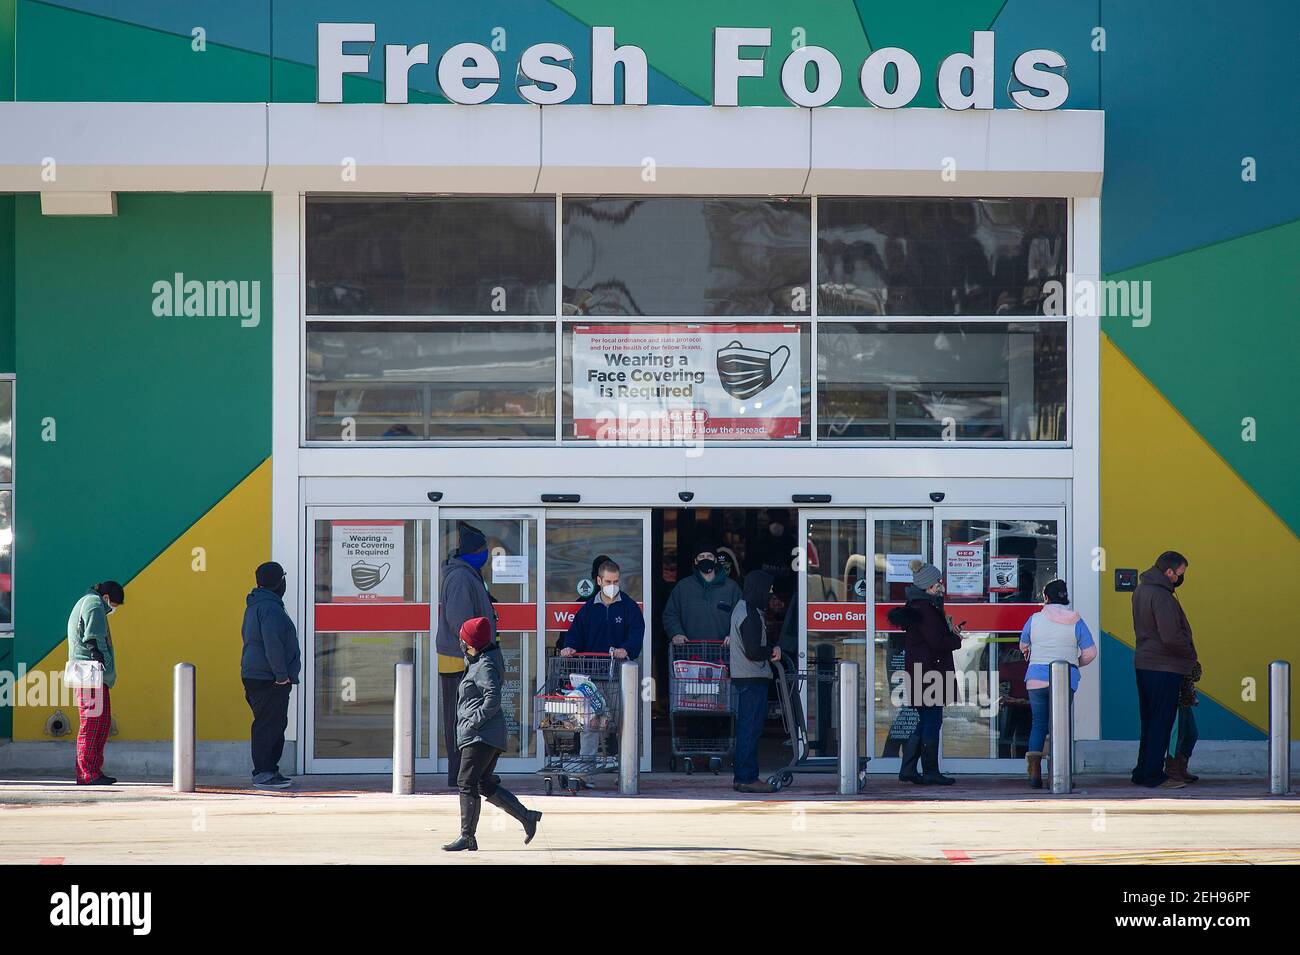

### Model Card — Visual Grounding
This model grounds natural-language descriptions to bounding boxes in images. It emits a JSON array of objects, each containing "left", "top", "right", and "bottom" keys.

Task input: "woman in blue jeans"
[{"left": 1018, "top": 579, "right": 1098, "bottom": 789}]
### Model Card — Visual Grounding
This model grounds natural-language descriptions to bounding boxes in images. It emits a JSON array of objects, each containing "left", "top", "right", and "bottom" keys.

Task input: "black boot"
[
  {"left": 897, "top": 727, "right": 924, "bottom": 784},
  {"left": 487, "top": 788, "right": 544, "bottom": 844},
  {"left": 918, "top": 740, "right": 955, "bottom": 785},
  {"left": 442, "top": 794, "right": 480, "bottom": 851}
]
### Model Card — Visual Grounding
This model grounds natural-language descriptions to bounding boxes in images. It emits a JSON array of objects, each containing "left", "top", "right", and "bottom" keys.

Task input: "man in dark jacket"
[
  {"left": 437, "top": 522, "right": 497, "bottom": 787},
  {"left": 665, "top": 545, "right": 742, "bottom": 645},
  {"left": 1130, "top": 551, "right": 1195, "bottom": 788},
  {"left": 886, "top": 561, "right": 961, "bottom": 785},
  {"left": 240, "top": 561, "right": 301, "bottom": 790},
  {"left": 561, "top": 559, "right": 644, "bottom": 659}
]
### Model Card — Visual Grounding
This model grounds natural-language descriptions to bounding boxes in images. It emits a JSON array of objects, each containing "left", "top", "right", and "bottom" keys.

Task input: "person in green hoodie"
[
  {"left": 67, "top": 581, "right": 124, "bottom": 786},
  {"left": 665, "top": 544, "right": 742, "bottom": 647}
]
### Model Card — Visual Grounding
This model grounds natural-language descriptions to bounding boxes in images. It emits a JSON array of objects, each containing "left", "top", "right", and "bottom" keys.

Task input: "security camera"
[
  {"left": 929, "top": 492, "right": 945, "bottom": 503},
  {"left": 678, "top": 491, "right": 695, "bottom": 502}
]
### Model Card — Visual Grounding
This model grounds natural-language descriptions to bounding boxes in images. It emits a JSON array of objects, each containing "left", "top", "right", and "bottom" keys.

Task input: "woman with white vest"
[{"left": 1018, "top": 579, "right": 1097, "bottom": 789}]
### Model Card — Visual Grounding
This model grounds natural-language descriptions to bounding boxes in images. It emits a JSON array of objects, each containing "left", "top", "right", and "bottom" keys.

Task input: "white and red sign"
[
  {"left": 570, "top": 323, "right": 802, "bottom": 441},
  {"left": 945, "top": 541, "right": 985, "bottom": 597},
  {"left": 331, "top": 520, "right": 404, "bottom": 602},
  {"left": 989, "top": 555, "right": 1019, "bottom": 593}
]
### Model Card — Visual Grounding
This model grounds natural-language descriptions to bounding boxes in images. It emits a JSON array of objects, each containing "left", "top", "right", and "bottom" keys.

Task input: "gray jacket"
[
  {"left": 456, "top": 643, "right": 508, "bottom": 751},
  {"left": 663, "top": 573, "right": 741, "bottom": 641},
  {"left": 728, "top": 600, "right": 775, "bottom": 682},
  {"left": 438, "top": 556, "right": 496, "bottom": 658}
]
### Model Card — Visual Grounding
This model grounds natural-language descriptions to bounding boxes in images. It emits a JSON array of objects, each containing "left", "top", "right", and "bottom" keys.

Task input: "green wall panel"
[
  {"left": 1, "top": 0, "right": 14, "bottom": 101},
  {"left": 14, "top": 193, "right": 271, "bottom": 676},
  {"left": 0, "top": 195, "right": 13, "bottom": 374}
]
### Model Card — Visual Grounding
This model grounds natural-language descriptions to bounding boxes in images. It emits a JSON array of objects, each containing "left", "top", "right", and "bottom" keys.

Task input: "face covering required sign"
[
  {"left": 571, "top": 323, "right": 801, "bottom": 441},
  {"left": 332, "top": 520, "right": 405, "bottom": 602}
]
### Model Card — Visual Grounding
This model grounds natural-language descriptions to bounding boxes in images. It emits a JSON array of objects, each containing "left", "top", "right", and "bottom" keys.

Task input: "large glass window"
[
  {"left": 563, "top": 197, "right": 811, "bottom": 316},
  {"left": 817, "top": 322, "right": 1067, "bottom": 441},
  {"left": 818, "top": 198, "right": 1067, "bottom": 316},
  {"left": 562, "top": 322, "right": 811, "bottom": 442},
  {"left": 306, "top": 197, "right": 556, "bottom": 315},
  {"left": 306, "top": 322, "right": 556, "bottom": 441}
]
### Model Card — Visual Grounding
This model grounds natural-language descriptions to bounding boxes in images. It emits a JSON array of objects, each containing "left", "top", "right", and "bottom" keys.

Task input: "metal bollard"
[
  {"left": 839, "top": 661, "right": 860, "bottom": 795},
  {"left": 1269, "top": 660, "right": 1292, "bottom": 796},
  {"left": 172, "top": 663, "right": 195, "bottom": 793},
  {"left": 1049, "top": 660, "right": 1072, "bottom": 794},
  {"left": 619, "top": 660, "right": 640, "bottom": 795},
  {"left": 392, "top": 662, "right": 414, "bottom": 795}
]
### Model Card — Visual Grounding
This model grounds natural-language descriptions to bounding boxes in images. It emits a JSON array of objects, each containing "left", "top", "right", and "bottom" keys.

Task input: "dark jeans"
[
  {"left": 439, "top": 671, "right": 462, "bottom": 787},
  {"left": 243, "top": 678, "right": 291, "bottom": 777},
  {"left": 917, "top": 704, "right": 943, "bottom": 742},
  {"left": 457, "top": 740, "right": 503, "bottom": 798},
  {"left": 733, "top": 680, "right": 769, "bottom": 784},
  {"left": 1027, "top": 686, "right": 1075, "bottom": 753},
  {"left": 1133, "top": 668, "right": 1182, "bottom": 786},
  {"left": 1171, "top": 705, "right": 1198, "bottom": 760}
]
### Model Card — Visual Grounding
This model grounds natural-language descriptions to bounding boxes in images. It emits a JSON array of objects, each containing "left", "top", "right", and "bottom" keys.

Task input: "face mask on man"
[
  {"left": 696, "top": 559, "right": 717, "bottom": 579},
  {"left": 1173, "top": 573, "right": 1185, "bottom": 589},
  {"left": 104, "top": 601, "right": 117, "bottom": 616},
  {"left": 462, "top": 550, "right": 488, "bottom": 570},
  {"left": 601, "top": 583, "right": 620, "bottom": 600}
]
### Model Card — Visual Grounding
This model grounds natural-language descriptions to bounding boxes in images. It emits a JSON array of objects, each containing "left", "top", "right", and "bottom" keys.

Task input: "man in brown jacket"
[{"left": 1130, "top": 551, "right": 1195, "bottom": 788}]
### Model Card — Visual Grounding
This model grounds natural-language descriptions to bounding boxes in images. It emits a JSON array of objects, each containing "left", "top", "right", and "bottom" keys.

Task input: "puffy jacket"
[
  {"left": 438, "top": 557, "right": 497, "bottom": 658},
  {"left": 241, "top": 588, "right": 301, "bottom": 683},
  {"left": 1132, "top": 566, "right": 1197, "bottom": 675},
  {"left": 886, "top": 587, "right": 961, "bottom": 706},
  {"left": 662, "top": 573, "right": 741, "bottom": 641},
  {"left": 456, "top": 643, "right": 508, "bottom": 751}
]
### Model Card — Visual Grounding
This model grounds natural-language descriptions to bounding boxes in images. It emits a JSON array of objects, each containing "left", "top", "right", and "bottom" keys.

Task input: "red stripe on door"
[{"left": 315, "top": 603, "right": 431, "bottom": 633}]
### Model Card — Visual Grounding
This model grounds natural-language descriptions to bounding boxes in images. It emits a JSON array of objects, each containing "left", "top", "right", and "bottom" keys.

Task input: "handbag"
[{"left": 64, "top": 659, "right": 104, "bottom": 689}]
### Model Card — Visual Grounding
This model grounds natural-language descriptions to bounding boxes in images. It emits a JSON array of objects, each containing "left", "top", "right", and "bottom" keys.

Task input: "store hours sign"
[
  {"left": 317, "top": 26, "right": 1068, "bottom": 110},
  {"left": 332, "top": 521, "right": 405, "bottom": 602}
]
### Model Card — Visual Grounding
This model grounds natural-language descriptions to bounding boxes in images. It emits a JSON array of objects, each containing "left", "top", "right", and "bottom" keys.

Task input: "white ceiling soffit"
[
  {"left": 537, "top": 105, "right": 810, "bottom": 195},
  {"left": 0, "top": 102, "right": 1103, "bottom": 197},
  {"left": 263, "top": 103, "right": 542, "bottom": 193},
  {"left": 808, "top": 108, "right": 1104, "bottom": 197},
  {"left": 0, "top": 102, "right": 267, "bottom": 192}
]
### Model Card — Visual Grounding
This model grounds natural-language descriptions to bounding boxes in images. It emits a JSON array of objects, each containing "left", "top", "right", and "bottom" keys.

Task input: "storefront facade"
[{"left": 1, "top": 2, "right": 1295, "bottom": 776}]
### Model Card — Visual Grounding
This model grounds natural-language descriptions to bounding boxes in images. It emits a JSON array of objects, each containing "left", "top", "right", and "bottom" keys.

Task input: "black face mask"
[
  {"left": 696, "top": 560, "right": 717, "bottom": 577},
  {"left": 1173, "top": 573, "right": 1185, "bottom": 589},
  {"left": 272, "top": 577, "right": 287, "bottom": 598}
]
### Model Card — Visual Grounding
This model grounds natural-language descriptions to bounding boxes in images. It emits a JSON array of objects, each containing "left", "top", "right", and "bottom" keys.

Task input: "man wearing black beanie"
[{"left": 240, "top": 560, "right": 301, "bottom": 789}]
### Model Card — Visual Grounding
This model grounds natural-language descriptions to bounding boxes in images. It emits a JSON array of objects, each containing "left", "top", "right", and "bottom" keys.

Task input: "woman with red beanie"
[{"left": 442, "top": 616, "right": 542, "bottom": 852}]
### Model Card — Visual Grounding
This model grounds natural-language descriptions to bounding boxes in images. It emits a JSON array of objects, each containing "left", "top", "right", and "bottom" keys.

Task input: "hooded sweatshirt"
[
  {"left": 728, "top": 570, "right": 776, "bottom": 682},
  {"left": 1131, "top": 566, "right": 1197, "bottom": 675},
  {"left": 438, "top": 555, "right": 497, "bottom": 659},
  {"left": 1018, "top": 603, "right": 1097, "bottom": 690}
]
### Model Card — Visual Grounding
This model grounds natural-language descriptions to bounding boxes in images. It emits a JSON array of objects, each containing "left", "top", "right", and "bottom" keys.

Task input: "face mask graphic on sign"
[
  {"left": 351, "top": 561, "right": 391, "bottom": 591},
  {"left": 716, "top": 341, "right": 790, "bottom": 401}
]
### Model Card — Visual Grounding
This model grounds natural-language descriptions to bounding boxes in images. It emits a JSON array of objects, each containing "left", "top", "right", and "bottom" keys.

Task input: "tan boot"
[
  {"left": 1164, "top": 756, "right": 1194, "bottom": 783},
  {"left": 1176, "top": 755, "right": 1199, "bottom": 783},
  {"left": 1026, "top": 752, "right": 1044, "bottom": 789}
]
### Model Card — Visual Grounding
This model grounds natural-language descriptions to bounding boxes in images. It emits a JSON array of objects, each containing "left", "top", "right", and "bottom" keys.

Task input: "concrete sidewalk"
[{"left": 1, "top": 773, "right": 1296, "bottom": 864}]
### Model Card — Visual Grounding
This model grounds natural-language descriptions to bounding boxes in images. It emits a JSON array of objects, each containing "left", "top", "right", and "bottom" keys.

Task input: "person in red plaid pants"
[{"left": 76, "top": 686, "right": 112, "bottom": 783}]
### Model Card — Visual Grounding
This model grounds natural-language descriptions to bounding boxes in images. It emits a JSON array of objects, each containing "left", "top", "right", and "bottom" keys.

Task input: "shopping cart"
[
  {"left": 668, "top": 641, "right": 733, "bottom": 774},
  {"left": 767, "top": 656, "right": 869, "bottom": 791},
  {"left": 534, "top": 651, "right": 622, "bottom": 795}
]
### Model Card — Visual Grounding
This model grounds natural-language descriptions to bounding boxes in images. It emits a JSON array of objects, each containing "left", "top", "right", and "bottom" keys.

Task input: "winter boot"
[
  {"left": 1165, "top": 755, "right": 1198, "bottom": 783},
  {"left": 1026, "top": 752, "right": 1044, "bottom": 789},
  {"left": 442, "top": 794, "right": 480, "bottom": 851},
  {"left": 487, "top": 788, "right": 544, "bottom": 844},
  {"left": 918, "top": 740, "right": 955, "bottom": 785},
  {"left": 898, "top": 727, "right": 924, "bottom": 784}
]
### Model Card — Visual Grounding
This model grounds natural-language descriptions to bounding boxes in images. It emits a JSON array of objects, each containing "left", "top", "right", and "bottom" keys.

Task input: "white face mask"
[{"left": 601, "top": 583, "right": 620, "bottom": 599}]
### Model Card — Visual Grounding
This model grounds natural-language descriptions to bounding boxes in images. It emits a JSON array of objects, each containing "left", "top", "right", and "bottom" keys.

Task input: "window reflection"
[
  {"left": 818, "top": 198, "right": 1067, "bottom": 316},
  {"left": 563, "top": 198, "right": 811, "bottom": 316},
  {"left": 818, "top": 322, "right": 1067, "bottom": 440},
  {"left": 307, "top": 322, "right": 556, "bottom": 440},
  {"left": 306, "top": 198, "right": 556, "bottom": 315}
]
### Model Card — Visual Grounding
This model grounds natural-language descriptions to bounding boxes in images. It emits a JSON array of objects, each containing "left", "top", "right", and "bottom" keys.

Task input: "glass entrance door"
[
  {"left": 305, "top": 507, "right": 436, "bottom": 774},
  {"left": 542, "top": 510, "right": 652, "bottom": 771}
]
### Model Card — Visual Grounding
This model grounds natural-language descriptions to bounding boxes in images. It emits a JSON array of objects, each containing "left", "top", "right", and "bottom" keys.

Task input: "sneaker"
[
  {"left": 1157, "top": 778, "right": 1186, "bottom": 790},
  {"left": 735, "top": 780, "right": 775, "bottom": 794},
  {"left": 254, "top": 774, "right": 292, "bottom": 790}
]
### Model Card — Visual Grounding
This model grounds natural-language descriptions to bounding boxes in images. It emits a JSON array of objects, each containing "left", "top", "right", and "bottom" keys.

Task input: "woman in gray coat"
[{"left": 442, "top": 616, "right": 542, "bottom": 852}]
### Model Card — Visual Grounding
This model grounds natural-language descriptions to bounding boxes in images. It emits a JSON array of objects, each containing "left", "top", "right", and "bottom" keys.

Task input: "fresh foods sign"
[
  {"left": 570, "top": 323, "right": 802, "bottom": 442},
  {"left": 318, "top": 26, "right": 1068, "bottom": 110}
]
